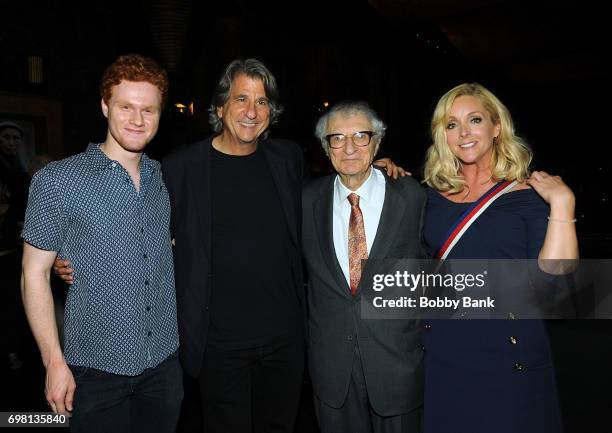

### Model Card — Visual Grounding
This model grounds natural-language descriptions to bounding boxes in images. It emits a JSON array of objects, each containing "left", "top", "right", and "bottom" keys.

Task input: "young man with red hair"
[{"left": 21, "top": 54, "right": 182, "bottom": 433}]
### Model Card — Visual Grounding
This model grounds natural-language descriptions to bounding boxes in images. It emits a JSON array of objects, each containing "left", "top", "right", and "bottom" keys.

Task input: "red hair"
[{"left": 100, "top": 54, "right": 169, "bottom": 106}]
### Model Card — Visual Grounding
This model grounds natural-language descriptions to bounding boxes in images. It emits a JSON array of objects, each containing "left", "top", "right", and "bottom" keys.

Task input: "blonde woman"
[{"left": 421, "top": 83, "right": 577, "bottom": 433}]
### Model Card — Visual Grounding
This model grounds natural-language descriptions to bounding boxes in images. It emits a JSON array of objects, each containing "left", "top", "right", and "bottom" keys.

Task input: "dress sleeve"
[
  {"left": 523, "top": 189, "right": 575, "bottom": 317},
  {"left": 522, "top": 190, "right": 550, "bottom": 259}
]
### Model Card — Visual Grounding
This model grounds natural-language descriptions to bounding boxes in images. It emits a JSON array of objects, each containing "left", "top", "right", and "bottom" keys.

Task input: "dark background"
[{"left": 2, "top": 0, "right": 611, "bottom": 431}]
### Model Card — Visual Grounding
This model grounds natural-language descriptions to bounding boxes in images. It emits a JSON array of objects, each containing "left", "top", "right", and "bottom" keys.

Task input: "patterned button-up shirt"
[{"left": 22, "top": 143, "right": 178, "bottom": 376}]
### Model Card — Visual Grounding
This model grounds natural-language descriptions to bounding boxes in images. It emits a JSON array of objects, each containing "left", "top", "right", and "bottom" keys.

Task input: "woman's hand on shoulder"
[{"left": 527, "top": 170, "right": 575, "bottom": 210}]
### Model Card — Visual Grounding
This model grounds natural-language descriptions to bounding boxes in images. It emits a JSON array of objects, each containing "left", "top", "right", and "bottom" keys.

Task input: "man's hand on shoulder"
[{"left": 373, "top": 158, "right": 412, "bottom": 179}]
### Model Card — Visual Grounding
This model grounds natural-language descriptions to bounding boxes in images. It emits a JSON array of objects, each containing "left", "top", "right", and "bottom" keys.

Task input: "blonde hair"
[{"left": 423, "top": 83, "right": 532, "bottom": 193}]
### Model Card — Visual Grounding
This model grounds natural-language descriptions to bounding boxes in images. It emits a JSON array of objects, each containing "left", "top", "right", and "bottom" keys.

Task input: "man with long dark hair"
[{"left": 162, "top": 58, "right": 305, "bottom": 433}]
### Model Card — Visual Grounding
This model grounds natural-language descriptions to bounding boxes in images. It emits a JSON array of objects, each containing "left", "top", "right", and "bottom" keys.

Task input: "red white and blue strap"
[{"left": 436, "top": 180, "right": 518, "bottom": 259}]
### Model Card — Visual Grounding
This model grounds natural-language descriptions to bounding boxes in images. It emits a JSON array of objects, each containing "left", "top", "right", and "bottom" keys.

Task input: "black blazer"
[
  {"left": 162, "top": 136, "right": 305, "bottom": 377},
  {"left": 302, "top": 170, "right": 426, "bottom": 416}
]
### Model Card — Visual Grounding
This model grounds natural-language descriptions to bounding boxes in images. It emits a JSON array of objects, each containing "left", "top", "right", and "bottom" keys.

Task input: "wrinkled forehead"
[{"left": 327, "top": 112, "right": 372, "bottom": 133}]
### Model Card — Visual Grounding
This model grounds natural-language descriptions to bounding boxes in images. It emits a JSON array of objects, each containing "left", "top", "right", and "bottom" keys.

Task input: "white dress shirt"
[{"left": 333, "top": 167, "right": 386, "bottom": 286}]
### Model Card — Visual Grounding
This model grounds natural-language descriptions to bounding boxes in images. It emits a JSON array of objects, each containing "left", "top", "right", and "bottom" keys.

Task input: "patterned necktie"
[{"left": 348, "top": 193, "right": 368, "bottom": 295}]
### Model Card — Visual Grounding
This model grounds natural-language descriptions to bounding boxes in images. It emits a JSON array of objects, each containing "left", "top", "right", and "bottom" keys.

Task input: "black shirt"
[{"left": 208, "top": 146, "right": 300, "bottom": 347}]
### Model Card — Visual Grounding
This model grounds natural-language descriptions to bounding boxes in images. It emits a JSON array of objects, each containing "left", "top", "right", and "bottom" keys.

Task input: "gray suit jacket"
[{"left": 302, "top": 169, "right": 426, "bottom": 416}]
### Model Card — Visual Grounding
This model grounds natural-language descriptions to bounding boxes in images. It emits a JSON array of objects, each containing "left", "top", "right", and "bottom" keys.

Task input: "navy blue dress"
[{"left": 422, "top": 186, "right": 563, "bottom": 433}]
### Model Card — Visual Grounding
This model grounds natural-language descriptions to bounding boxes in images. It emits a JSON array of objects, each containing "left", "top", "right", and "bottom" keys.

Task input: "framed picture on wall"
[
  {"left": 0, "top": 93, "right": 63, "bottom": 172},
  {"left": 0, "top": 117, "right": 38, "bottom": 172}
]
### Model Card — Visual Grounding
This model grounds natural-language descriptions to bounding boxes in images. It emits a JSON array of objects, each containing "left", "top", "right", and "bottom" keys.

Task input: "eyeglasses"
[{"left": 325, "top": 131, "right": 375, "bottom": 149}]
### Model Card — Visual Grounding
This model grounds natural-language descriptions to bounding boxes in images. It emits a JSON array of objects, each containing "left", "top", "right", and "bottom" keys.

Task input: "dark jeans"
[
  {"left": 199, "top": 337, "right": 305, "bottom": 433},
  {"left": 68, "top": 351, "right": 183, "bottom": 433}
]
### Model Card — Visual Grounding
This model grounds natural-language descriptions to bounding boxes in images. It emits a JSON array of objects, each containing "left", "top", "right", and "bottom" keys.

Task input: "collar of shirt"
[
  {"left": 332, "top": 167, "right": 386, "bottom": 286},
  {"left": 85, "top": 143, "right": 157, "bottom": 188},
  {"left": 334, "top": 166, "right": 378, "bottom": 204}
]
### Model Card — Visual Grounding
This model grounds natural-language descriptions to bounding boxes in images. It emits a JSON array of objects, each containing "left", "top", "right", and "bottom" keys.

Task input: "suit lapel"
[
  {"left": 193, "top": 139, "right": 212, "bottom": 258},
  {"left": 313, "top": 177, "right": 352, "bottom": 297},
  {"left": 356, "top": 177, "right": 406, "bottom": 294},
  {"left": 262, "top": 142, "right": 298, "bottom": 247},
  {"left": 369, "top": 177, "right": 406, "bottom": 259}
]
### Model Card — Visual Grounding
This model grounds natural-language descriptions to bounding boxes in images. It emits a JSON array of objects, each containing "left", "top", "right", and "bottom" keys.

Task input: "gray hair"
[
  {"left": 315, "top": 101, "right": 386, "bottom": 154},
  {"left": 208, "top": 58, "right": 283, "bottom": 140}
]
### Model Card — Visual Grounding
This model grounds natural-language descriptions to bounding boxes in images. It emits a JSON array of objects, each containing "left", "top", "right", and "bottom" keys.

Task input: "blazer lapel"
[
  {"left": 193, "top": 139, "right": 212, "bottom": 258},
  {"left": 262, "top": 144, "right": 298, "bottom": 247},
  {"left": 356, "top": 177, "right": 406, "bottom": 294},
  {"left": 313, "top": 177, "right": 352, "bottom": 297}
]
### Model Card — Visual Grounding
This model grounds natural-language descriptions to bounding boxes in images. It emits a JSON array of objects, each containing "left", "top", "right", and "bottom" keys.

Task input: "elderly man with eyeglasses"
[{"left": 302, "top": 101, "right": 425, "bottom": 433}]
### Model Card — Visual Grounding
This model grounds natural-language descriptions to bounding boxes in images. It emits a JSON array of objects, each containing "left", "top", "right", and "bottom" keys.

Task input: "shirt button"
[
  {"left": 424, "top": 323, "right": 432, "bottom": 330},
  {"left": 144, "top": 280, "right": 149, "bottom": 286},
  {"left": 111, "top": 162, "right": 117, "bottom": 168},
  {"left": 147, "top": 331, "right": 152, "bottom": 336},
  {"left": 347, "top": 335, "right": 353, "bottom": 341},
  {"left": 514, "top": 362, "right": 523, "bottom": 371},
  {"left": 146, "top": 306, "right": 151, "bottom": 312},
  {"left": 143, "top": 254, "right": 148, "bottom": 259},
  {"left": 509, "top": 336, "right": 518, "bottom": 345}
]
